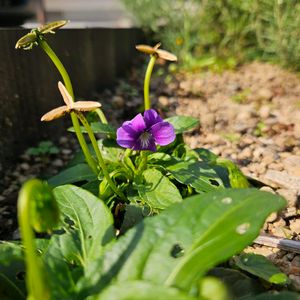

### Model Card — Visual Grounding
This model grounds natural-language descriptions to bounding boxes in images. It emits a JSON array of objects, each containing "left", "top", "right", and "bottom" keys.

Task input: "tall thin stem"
[
  {"left": 38, "top": 39, "right": 98, "bottom": 174},
  {"left": 144, "top": 55, "right": 157, "bottom": 110},
  {"left": 18, "top": 180, "right": 50, "bottom": 300},
  {"left": 95, "top": 108, "right": 108, "bottom": 124},
  {"left": 77, "top": 112, "right": 126, "bottom": 201}
]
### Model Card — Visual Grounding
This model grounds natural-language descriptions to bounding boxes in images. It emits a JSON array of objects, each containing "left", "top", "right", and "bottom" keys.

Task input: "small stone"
[
  {"left": 289, "top": 274, "right": 300, "bottom": 291},
  {"left": 59, "top": 136, "right": 68, "bottom": 145},
  {"left": 263, "top": 170, "right": 300, "bottom": 190},
  {"left": 259, "top": 105, "right": 271, "bottom": 118},
  {"left": 281, "top": 207, "right": 297, "bottom": 218},
  {"left": 266, "top": 212, "right": 277, "bottom": 223},
  {"left": 158, "top": 96, "right": 169, "bottom": 107},
  {"left": 277, "top": 189, "right": 298, "bottom": 207},
  {"left": 289, "top": 219, "right": 300, "bottom": 234},
  {"left": 201, "top": 113, "right": 215, "bottom": 128},
  {"left": 267, "top": 162, "right": 284, "bottom": 171},
  {"left": 112, "top": 95, "right": 125, "bottom": 109},
  {"left": 62, "top": 149, "right": 72, "bottom": 155},
  {"left": 283, "top": 155, "right": 300, "bottom": 177},
  {"left": 250, "top": 246, "right": 274, "bottom": 257},
  {"left": 20, "top": 162, "right": 30, "bottom": 171},
  {"left": 52, "top": 159, "right": 64, "bottom": 168},
  {"left": 12, "top": 229, "right": 20, "bottom": 240},
  {"left": 238, "top": 148, "right": 252, "bottom": 160},
  {"left": 257, "top": 88, "right": 273, "bottom": 101},
  {"left": 253, "top": 147, "right": 265, "bottom": 160},
  {"left": 260, "top": 186, "right": 276, "bottom": 194}
]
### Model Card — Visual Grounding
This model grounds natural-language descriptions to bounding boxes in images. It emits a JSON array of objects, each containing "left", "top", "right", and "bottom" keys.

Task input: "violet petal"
[
  {"left": 150, "top": 122, "right": 175, "bottom": 146},
  {"left": 144, "top": 109, "right": 163, "bottom": 128},
  {"left": 130, "top": 113, "right": 147, "bottom": 133},
  {"left": 116, "top": 125, "right": 137, "bottom": 149}
]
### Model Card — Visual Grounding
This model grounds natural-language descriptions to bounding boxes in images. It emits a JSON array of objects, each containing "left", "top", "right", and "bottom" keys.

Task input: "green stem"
[
  {"left": 77, "top": 112, "right": 126, "bottom": 201},
  {"left": 18, "top": 180, "right": 50, "bottom": 300},
  {"left": 137, "top": 151, "right": 148, "bottom": 174},
  {"left": 144, "top": 55, "right": 157, "bottom": 110},
  {"left": 38, "top": 39, "right": 98, "bottom": 174},
  {"left": 95, "top": 108, "right": 108, "bottom": 124}
]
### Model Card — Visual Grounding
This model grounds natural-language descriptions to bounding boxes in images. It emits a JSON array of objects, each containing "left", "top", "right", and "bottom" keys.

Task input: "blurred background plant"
[{"left": 122, "top": 0, "right": 300, "bottom": 71}]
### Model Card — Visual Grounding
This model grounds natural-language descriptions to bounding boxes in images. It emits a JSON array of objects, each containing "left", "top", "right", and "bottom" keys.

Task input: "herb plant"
[{"left": 0, "top": 20, "right": 297, "bottom": 299}]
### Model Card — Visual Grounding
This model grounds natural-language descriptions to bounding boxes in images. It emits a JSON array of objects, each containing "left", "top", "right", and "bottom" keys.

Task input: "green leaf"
[
  {"left": 40, "top": 185, "right": 115, "bottom": 299},
  {"left": 50, "top": 185, "right": 115, "bottom": 263},
  {"left": 208, "top": 267, "right": 264, "bottom": 299},
  {"left": 199, "top": 276, "right": 229, "bottom": 300},
  {"left": 234, "top": 253, "right": 289, "bottom": 284},
  {"left": 194, "top": 148, "right": 218, "bottom": 162},
  {"left": 137, "top": 168, "right": 182, "bottom": 209},
  {"left": 92, "top": 189, "right": 285, "bottom": 293},
  {"left": 252, "top": 292, "right": 300, "bottom": 300},
  {"left": 120, "top": 204, "right": 146, "bottom": 234},
  {"left": 0, "top": 242, "right": 26, "bottom": 300},
  {"left": 98, "top": 139, "right": 125, "bottom": 164},
  {"left": 216, "top": 159, "right": 249, "bottom": 188},
  {"left": 68, "top": 122, "right": 116, "bottom": 138},
  {"left": 48, "top": 164, "right": 97, "bottom": 187},
  {"left": 165, "top": 116, "right": 199, "bottom": 134},
  {"left": 89, "top": 281, "right": 197, "bottom": 300},
  {"left": 166, "top": 160, "right": 225, "bottom": 192}
]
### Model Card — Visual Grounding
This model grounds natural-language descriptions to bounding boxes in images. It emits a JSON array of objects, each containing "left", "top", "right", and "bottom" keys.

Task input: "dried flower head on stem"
[
  {"left": 15, "top": 20, "right": 69, "bottom": 50},
  {"left": 41, "top": 82, "right": 101, "bottom": 121}
]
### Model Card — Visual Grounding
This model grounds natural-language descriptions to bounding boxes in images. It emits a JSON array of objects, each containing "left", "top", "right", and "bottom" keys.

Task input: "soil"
[{"left": 1, "top": 61, "right": 299, "bottom": 289}]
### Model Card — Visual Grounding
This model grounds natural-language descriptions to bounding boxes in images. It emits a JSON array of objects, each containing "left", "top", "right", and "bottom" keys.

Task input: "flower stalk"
[
  {"left": 18, "top": 179, "right": 59, "bottom": 300},
  {"left": 76, "top": 112, "right": 126, "bottom": 201},
  {"left": 144, "top": 55, "right": 157, "bottom": 110},
  {"left": 38, "top": 39, "right": 98, "bottom": 174}
]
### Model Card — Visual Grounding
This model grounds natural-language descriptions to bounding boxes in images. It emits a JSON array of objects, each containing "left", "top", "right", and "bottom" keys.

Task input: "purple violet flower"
[{"left": 117, "top": 109, "right": 175, "bottom": 151}]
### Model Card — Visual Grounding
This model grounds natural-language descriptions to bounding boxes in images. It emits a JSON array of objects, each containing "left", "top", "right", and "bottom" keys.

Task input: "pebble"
[
  {"left": 263, "top": 170, "right": 300, "bottom": 190},
  {"left": 52, "top": 159, "right": 64, "bottom": 168},
  {"left": 276, "top": 189, "right": 298, "bottom": 207},
  {"left": 259, "top": 105, "right": 271, "bottom": 118},
  {"left": 289, "top": 274, "right": 300, "bottom": 290},
  {"left": 158, "top": 96, "right": 169, "bottom": 107},
  {"left": 257, "top": 88, "right": 273, "bottom": 101},
  {"left": 289, "top": 219, "right": 300, "bottom": 234},
  {"left": 111, "top": 95, "right": 125, "bottom": 109},
  {"left": 283, "top": 155, "right": 300, "bottom": 177},
  {"left": 62, "top": 149, "right": 72, "bottom": 155},
  {"left": 20, "top": 163, "right": 30, "bottom": 171}
]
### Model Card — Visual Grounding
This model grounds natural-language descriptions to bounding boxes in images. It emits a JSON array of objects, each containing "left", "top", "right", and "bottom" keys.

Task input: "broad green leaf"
[
  {"left": 50, "top": 185, "right": 115, "bottom": 263},
  {"left": 216, "top": 159, "right": 249, "bottom": 188},
  {"left": 89, "top": 189, "right": 285, "bottom": 293},
  {"left": 208, "top": 267, "right": 264, "bottom": 299},
  {"left": 81, "top": 180, "right": 100, "bottom": 196},
  {"left": 252, "top": 292, "right": 300, "bottom": 300},
  {"left": 89, "top": 281, "right": 197, "bottom": 300},
  {"left": 166, "top": 160, "right": 224, "bottom": 192},
  {"left": 165, "top": 116, "right": 199, "bottom": 134},
  {"left": 0, "top": 242, "right": 26, "bottom": 300},
  {"left": 41, "top": 185, "right": 115, "bottom": 299},
  {"left": 68, "top": 122, "right": 116, "bottom": 138},
  {"left": 172, "top": 144, "right": 199, "bottom": 161},
  {"left": 97, "top": 139, "right": 125, "bottom": 164},
  {"left": 234, "top": 253, "right": 289, "bottom": 284},
  {"left": 199, "top": 276, "right": 229, "bottom": 300},
  {"left": 194, "top": 148, "right": 218, "bottom": 162},
  {"left": 137, "top": 168, "right": 182, "bottom": 209},
  {"left": 48, "top": 163, "right": 97, "bottom": 187},
  {"left": 120, "top": 204, "right": 146, "bottom": 234}
]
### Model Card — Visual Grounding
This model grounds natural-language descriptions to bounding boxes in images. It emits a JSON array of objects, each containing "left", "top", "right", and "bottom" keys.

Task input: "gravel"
[{"left": 0, "top": 61, "right": 299, "bottom": 289}]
